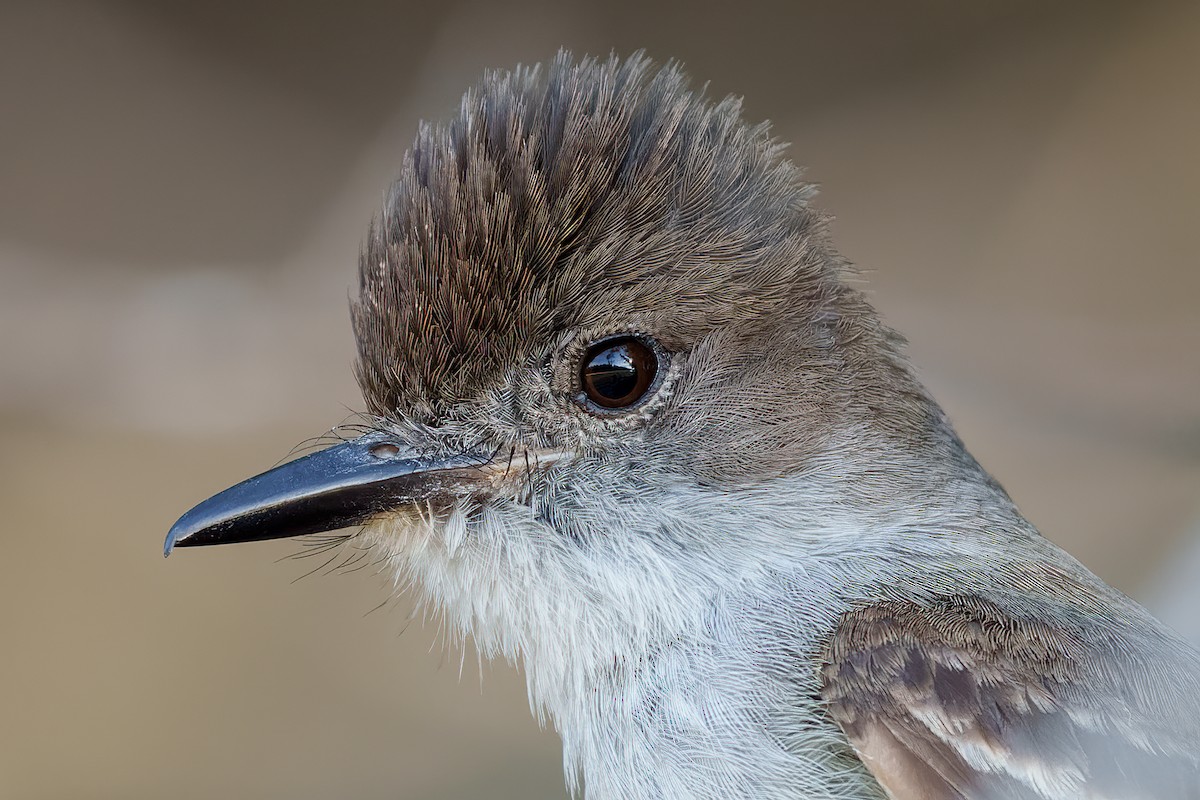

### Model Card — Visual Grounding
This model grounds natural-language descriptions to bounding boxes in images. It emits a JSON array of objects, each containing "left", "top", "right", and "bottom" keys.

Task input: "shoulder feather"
[{"left": 819, "top": 595, "right": 1200, "bottom": 799}]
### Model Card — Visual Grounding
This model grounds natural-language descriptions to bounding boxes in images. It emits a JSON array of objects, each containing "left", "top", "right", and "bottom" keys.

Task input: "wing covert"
[{"left": 819, "top": 596, "right": 1200, "bottom": 800}]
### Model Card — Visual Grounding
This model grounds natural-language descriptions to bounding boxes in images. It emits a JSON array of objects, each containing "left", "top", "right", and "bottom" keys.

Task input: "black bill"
[{"left": 164, "top": 431, "right": 491, "bottom": 556}]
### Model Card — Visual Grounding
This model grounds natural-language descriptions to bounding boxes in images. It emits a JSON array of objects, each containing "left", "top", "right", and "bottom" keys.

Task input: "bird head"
[{"left": 165, "top": 51, "right": 956, "bottom": 673}]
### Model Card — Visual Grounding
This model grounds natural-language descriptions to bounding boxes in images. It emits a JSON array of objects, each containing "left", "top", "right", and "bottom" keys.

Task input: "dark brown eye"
[{"left": 580, "top": 336, "right": 659, "bottom": 410}]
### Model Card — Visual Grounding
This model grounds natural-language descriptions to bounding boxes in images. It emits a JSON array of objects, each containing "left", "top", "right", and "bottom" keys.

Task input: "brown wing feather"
[{"left": 820, "top": 596, "right": 1200, "bottom": 800}]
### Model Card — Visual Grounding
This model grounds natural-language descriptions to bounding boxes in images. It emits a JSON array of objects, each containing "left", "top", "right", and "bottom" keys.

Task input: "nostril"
[{"left": 369, "top": 443, "right": 401, "bottom": 459}]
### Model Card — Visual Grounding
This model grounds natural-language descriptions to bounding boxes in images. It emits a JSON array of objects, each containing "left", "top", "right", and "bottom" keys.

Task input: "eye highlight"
[{"left": 579, "top": 335, "right": 659, "bottom": 411}]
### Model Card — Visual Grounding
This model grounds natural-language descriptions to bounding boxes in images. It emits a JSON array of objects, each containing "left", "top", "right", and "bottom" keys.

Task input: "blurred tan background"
[{"left": 2, "top": 2, "right": 1198, "bottom": 798}]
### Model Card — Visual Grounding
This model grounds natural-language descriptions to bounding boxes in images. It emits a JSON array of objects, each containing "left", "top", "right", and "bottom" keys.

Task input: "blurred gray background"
[{"left": 1, "top": 2, "right": 1198, "bottom": 798}]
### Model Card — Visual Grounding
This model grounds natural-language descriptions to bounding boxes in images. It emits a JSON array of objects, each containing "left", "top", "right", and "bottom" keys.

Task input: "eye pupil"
[
  {"left": 580, "top": 336, "right": 658, "bottom": 410},
  {"left": 588, "top": 353, "right": 638, "bottom": 400}
]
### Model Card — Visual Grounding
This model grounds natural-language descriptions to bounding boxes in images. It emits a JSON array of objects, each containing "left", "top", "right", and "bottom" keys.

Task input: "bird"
[{"left": 165, "top": 51, "right": 1200, "bottom": 799}]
